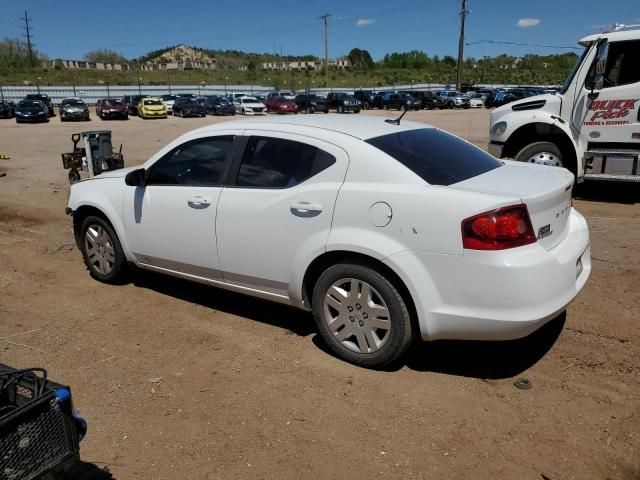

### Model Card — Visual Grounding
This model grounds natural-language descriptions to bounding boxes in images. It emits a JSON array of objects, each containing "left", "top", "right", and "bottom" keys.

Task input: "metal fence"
[{"left": 0, "top": 83, "right": 556, "bottom": 105}]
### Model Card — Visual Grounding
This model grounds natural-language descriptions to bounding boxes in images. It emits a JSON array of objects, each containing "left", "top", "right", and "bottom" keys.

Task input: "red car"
[
  {"left": 265, "top": 96, "right": 299, "bottom": 114},
  {"left": 96, "top": 98, "right": 129, "bottom": 120}
]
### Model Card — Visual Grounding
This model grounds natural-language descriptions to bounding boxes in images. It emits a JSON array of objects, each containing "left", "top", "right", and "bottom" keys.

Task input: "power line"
[
  {"left": 455, "top": 0, "right": 469, "bottom": 90},
  {"left": 319, "top": 14, "right": 331, "bottom": 88},
  {"left": 21, "top": 9, "right": 36, "bottom": 69},
  {"left": 466, "top": 40, "right": 582, "bottom": 50}
]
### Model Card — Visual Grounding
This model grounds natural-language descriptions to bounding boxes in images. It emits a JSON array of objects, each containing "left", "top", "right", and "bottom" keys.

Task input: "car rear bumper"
[
  {"left": 488, "top": 141, "right": 504, "bottom": 158},
  {"left": 384, "top": 208, "right": 590, "bottom": 341}
]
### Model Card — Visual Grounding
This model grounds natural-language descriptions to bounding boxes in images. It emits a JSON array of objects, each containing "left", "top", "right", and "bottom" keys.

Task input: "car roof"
[{"left": 188, "top": 114, "right": 432, "bottom": 141}]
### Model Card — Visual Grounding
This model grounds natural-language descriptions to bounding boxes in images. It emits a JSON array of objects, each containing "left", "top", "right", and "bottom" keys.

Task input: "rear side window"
[
  {"left": 236, "top": 136, "right": 336, "bottom": 188},
  {"left": 366, "top": 128, "right": 501, "bottom": 186}
]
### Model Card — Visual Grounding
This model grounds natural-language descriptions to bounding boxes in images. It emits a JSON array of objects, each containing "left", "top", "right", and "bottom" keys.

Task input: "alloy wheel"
[
  {"left": 84, "top": 224, "right": 116, "bottom": 275},
  {"left": 323, "top": 278, "right": 392, "bottom": 354}
]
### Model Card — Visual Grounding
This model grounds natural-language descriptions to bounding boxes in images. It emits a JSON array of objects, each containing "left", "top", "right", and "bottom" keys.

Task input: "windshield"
[
  {"left": 242, "top": 98, "right": 258, "bottom": 103},
  {"left": 63, "top": 100, "right": 84, "bottom": 106},
  {"left": 559, "top": 46, "right": 590, "bottom": 95},
  {"left": 144, "top": 99, "right": 163, "bottom": 106},
  {"left": 162, "top": 95, "right": 176, "bottom": 101},
  {"left": 366, "top": 128, "right": 502, "bottom": 186},
  {"left": 105, "top": 100, "right": 123, "bottom": 106},
  {"left": 18, "top": 101, "right": 42, "bottom": 108}
]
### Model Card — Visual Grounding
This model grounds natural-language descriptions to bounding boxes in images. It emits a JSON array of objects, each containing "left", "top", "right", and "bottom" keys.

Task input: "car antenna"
[{"left": 385, "top": 109, "right": 409, "bottom": 125}]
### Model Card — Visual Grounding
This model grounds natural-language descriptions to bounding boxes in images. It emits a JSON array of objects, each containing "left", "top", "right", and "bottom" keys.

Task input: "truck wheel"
[
  {"left": 515, "top": 142, "right": 564, "bottom": 168},
  {"left": 68, "top": 170, "right": 80, "bottom": 184},
  {"left": 312, "top": 263, "right": 413, "bottom": 368}
]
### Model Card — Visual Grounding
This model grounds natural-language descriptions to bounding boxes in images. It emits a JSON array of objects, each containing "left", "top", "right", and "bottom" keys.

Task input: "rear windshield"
[{"left": 366, "top": 128, "right": 502, "bottom": 186}]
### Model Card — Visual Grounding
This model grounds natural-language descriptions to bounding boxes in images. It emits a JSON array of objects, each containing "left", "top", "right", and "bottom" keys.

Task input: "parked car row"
[{"left": 1, "top": 86, "right": 552, "bottom": 124}]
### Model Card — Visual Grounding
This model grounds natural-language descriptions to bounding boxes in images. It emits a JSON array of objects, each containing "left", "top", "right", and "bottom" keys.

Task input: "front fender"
[{"left": 68, "top": 180, "right": 133, "bottom": 261}]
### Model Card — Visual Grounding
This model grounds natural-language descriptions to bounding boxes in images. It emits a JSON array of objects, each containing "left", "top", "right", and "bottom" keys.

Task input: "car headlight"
[{"left": 491, "top": 121, "right": 507, "bottom": 136}]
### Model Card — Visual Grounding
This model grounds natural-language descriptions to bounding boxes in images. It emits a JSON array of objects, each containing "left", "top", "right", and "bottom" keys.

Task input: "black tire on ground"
[
  {"left": 306, "top": 105, "right": 312, "bottom": 114},
  {"left": 79, "top": 215, "right": 127, "bottom": 284},
  {"left": 448, "top": 101, "right": 454, "bottom": 109},
  {"left": 515, "top": 142, "right": 564, "bottom": 169},
  {"left": 337, "top": 105, "right": 343, "bottom": 113},
  {"left": 311, "top": 263, "right": 414, "bottom": 368},
  {"left": 68, "top": 170, "right": 80, "bottom": 184}
]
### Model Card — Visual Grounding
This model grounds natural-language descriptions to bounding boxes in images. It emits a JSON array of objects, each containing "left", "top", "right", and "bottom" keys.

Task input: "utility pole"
[
  {"left": 455, "top": 0, "right": 468, "bottom": 91},
  {"left": 319, "top": 14, "right": 331, "bottom": 87},
  {"left": 21, "top": 10, "right": 36, "bottom": 69}
]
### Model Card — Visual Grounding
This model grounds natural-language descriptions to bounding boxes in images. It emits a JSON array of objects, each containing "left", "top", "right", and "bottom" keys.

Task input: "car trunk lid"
[{"left": 452, "top": 161, "right": 574, "bottom": 250}]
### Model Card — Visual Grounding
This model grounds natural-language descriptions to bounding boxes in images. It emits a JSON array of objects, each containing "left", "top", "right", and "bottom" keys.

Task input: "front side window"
[
  {"left": 146, "top": 136, "right": 234, "bottom": 186},
  {"left": 366, "top": 128, "right": 501, "bottom": 186},
  {"left": 236, "top": 136, "right": 336, "bottom": 188},
  {"left": 585, "top": 40, "right": 640, "bottom": 89}
]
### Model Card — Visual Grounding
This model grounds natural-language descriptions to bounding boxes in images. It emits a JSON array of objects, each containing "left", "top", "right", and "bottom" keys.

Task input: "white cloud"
[
  {"left": 356, "top": 18, "right": 375, "bottom": 27},
  {"left": 517, "top": 18, "right": 541, "bottom": 28}
]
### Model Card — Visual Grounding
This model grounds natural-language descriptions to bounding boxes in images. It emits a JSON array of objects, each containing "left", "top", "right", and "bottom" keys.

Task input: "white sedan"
[
  {"left": 66, "top": 115, "right": 590, "bottom": 367},
  {"left": 234, "top": 96, "right": 267, "bottom": 115}
]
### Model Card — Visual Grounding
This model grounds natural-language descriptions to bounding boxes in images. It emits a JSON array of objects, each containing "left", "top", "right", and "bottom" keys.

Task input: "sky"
[{"left": 3, "top": 0, "right": 639, "bottom": 61}]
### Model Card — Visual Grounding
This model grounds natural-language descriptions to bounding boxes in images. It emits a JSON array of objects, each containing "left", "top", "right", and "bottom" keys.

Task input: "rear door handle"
[
  {"left": 290, "top": 201, "right": 323, "bottom": 213},
  {"left": 187, "top": 196, "right": 211, "bottom": 208}
]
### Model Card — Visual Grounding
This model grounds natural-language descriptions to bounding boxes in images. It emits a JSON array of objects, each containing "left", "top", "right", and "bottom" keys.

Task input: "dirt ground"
[{"left": 0, "top": 108, "right": 639, "bottom": 480}]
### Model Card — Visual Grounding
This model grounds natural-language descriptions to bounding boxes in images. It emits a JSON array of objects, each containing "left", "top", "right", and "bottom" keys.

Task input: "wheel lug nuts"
[
  {"left": 349, "top": 316, "right": 355, "bottom": 322},
  {"left": 363, "top": 313, "right": 368, "bottom": 319},
  {"left": 356, "top": 304, "right": 361, "bottom": 310},
  {"left": 358, "top": 321, "right": 364, "bottom": 327},
  {"left": 347, "top": 306, "right": 353, "bottom": 312}
]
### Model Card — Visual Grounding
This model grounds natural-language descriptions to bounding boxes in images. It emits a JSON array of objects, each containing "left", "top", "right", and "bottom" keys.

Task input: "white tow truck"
[{"left": 489, "top": 24, "right": 640, "bottom": 182}]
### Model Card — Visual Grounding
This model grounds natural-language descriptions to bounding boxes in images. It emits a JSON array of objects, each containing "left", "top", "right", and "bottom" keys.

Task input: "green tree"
[
  {"left": 348, "top": 48, "right": 374, "bottom": 69},
  {"left": 84, "top": 49, "right": 127, "bottom": 64}
]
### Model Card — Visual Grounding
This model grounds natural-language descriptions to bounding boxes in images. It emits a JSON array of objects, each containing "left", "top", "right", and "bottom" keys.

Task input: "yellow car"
[{"left": 137, "top": 97, "right": 167, "bottom": 119}]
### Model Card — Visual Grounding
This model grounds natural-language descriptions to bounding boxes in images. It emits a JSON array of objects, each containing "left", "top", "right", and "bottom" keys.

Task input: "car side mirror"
[{"left": 125, "top": 168, "right": 146, "bottom": 187}]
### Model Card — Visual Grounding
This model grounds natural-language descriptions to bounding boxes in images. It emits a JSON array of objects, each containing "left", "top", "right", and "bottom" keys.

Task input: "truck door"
[{"left": 573, "top": 39, "right": 640, "bottom": 147}]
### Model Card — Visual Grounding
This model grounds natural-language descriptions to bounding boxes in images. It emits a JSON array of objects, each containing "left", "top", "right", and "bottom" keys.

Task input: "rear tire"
[
  {"left": 79, "top": 215, "right": 127, "bottom": 284},
  {"left": 312, "top": 263, "right": 413, "bottom": 368}
]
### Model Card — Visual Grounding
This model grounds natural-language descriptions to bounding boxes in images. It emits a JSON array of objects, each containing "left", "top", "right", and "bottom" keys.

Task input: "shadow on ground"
[
  {"left": 400, "top": 312, "right": 566, "bottom": 378},
  {"left": 63, "top": 461, "right": 115, "bottom": 479},
  {"left": 131, "top": 270, "right": 316, "bottom": 337},
  {"left": 131, "top": 270, "right": 565, "bottom": 379},
  {"left": 575, "top": 181, "right": 640, "bottom": 204}
]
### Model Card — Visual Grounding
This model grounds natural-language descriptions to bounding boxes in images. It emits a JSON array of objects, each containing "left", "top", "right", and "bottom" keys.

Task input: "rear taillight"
[{"left": 462, "top": 205, "right": 536, "bottom": 250}]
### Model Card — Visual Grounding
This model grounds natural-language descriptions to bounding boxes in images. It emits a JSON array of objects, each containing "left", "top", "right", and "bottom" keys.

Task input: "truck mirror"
[
  {"left": 593, "top": 74, "right": 605, "bottom": 91},
  {"left": 595, "top": 40, "right": 609, "bottom": 76}
]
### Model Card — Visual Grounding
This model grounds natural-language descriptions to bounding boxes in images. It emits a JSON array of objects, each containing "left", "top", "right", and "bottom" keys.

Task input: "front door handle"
[
  {"left": 187, "top": 196, "right": 212, "bottom": 208},
  {"left": 290, "top": 201, "right": 323, "bottom": 213}
]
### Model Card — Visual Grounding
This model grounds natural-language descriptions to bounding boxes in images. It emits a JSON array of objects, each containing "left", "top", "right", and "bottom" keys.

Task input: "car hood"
[{"left": 87, "top": 166, "right": 139, "bottom": 180}]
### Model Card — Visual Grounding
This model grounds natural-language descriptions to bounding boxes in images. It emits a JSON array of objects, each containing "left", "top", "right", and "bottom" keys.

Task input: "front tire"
[
  {"left": 515, "top": 141, "right": 564, "bottom": 168},
  {"left": 312, "top": 263, "right": 413, "bottom": 368},
  {"left": 79, "top": 215, "right": 127, "bottom": 284}
]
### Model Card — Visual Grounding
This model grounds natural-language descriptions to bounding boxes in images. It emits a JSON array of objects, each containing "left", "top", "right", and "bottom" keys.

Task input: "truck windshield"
[{"left": 559, "top": 46, "right": 590, "bottom": 95}]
